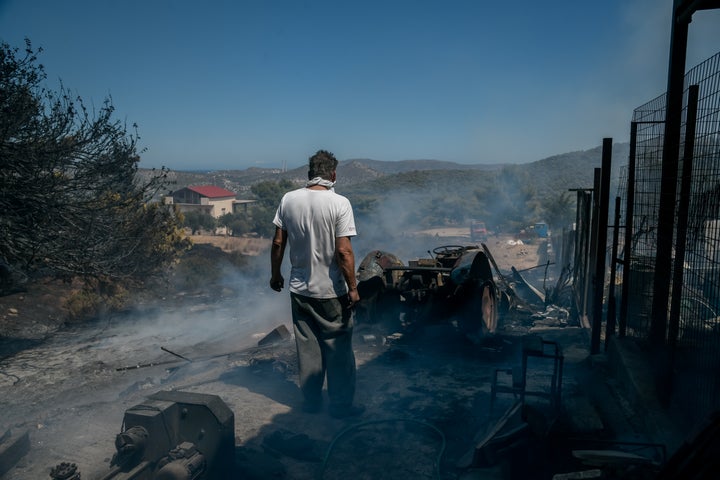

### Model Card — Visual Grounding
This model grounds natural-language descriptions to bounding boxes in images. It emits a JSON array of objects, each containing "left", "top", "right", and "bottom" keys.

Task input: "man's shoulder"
[
  {"left": 283, "top": 188, "right": 351, "bottom": 205},
  {"left": 329, "top": 191, "right": 353, "bottom": 208},
  {"left": 330, "top": 190, "right": 350, "bottom": 200},
  {"left": 282, "top": 187, "right": 310, "bottom": 199}
]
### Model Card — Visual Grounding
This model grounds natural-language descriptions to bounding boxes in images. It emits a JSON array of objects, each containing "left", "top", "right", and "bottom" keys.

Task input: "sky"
[{"left": 1, "top": 0, "right": 719, "bottom": 171}]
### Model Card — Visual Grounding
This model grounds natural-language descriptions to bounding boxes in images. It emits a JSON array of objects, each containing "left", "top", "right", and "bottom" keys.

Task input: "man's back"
[{"left": 274, "top": 187, "right": 356, "bottom": 298}]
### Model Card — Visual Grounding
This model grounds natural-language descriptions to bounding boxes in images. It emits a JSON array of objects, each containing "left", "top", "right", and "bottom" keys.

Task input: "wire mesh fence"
[
  {"left": 615, "top": 51, "right": 720, "bottom": 425},
  {"left": 620, "top": 94, "right": 668, "bottom": 337},
  {"left": 674, "top": 53, "right": 720, "bottom": 420}
]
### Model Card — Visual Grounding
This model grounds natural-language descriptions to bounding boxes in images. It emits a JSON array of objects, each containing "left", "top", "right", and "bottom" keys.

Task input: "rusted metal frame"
[
  {"left": 511, "top": 266, "right": 546, "bottom": 304},
  {"left": 481, "top": 243, "right": 512, "bottom": 290},
  {"left": 519, "top": 339, "right": 564, "bottom": 410},
  {"left": 668, "top": 84, "right": 700, "bottom": 350},
  {"left": 650, "top": 1, "right": 690, "bottom": 346},
  {"left": 606, "top": 196, "right": 622, "bottom": 348},
  {"left": 481, "top": 242, "right": 533, "bottom": 312},
  {"left": 591, "top": 139, "right": 613, "bottom": 355}
]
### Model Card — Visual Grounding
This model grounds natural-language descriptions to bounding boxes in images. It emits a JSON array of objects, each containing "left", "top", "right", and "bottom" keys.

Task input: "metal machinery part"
[
  {"left": 49, "top": 462, "right": 81, "bottom": 480},
  {"left": 50, "top": 391, "right": 235, "bottom": 480},
  {"left": 154, "top": 442, "right": 206, "bottom": 480},
  {"left": 356, "top": 245, "right": 502, "bottom": 338}
]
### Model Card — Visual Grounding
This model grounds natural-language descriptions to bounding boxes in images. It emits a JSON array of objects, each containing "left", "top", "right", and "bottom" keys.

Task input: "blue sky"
[{"left": 1, "top": 0, "right": 719, "bottom": 171}]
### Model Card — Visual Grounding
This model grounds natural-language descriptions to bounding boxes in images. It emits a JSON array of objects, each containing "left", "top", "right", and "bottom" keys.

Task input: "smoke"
[
  {"left": 352, "top": 191, "right": 445, "bottom": 261},
  {"left": 135, "top": 255, "right": 293, "bottom": 358},
  {"left": 346, "top": 175, "right": 510, "bottom": 263}
]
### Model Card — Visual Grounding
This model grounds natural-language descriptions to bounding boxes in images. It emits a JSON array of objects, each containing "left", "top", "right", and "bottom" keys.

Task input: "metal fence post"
[
  {"left": 606, "top": 196, "right": 622, "bottom": 348},
  {"left": 619, "top": 122, "right": 638, "bottom": 337},
  {"left": 650, "top": 0, "right": 690, "bottom": 346},
  {"left": 591, "top": 139, "right": 613, "bottom": 354}
]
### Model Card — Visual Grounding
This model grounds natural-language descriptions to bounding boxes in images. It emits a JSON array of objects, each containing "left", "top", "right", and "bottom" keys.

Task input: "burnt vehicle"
[{"left": 356, "top": 244, "right": 507, "bottom": 340}]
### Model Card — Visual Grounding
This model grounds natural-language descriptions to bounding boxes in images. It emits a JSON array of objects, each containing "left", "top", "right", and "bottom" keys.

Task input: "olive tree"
[
  {"left": 182, "top": 210, "right": 217, "bottom": 235},
  {"left": 249, "top": 179, "right": 296, "bottom": 237},
  {"left": 0, "top": 39, "right": 189, "bottom": 289}
]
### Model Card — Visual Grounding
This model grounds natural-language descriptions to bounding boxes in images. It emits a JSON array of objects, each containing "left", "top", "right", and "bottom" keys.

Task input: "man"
[{"left": 270, "top": 149, "right": 364, "bottom": 418}]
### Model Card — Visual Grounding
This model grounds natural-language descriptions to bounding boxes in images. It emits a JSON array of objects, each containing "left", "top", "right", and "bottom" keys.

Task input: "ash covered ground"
[{"left": 1, "top": 233, "right": 606, "bottom": 479}]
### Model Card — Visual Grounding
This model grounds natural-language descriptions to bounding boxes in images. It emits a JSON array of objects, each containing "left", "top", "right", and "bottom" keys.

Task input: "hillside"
[
  {"left": 522, "top": 143, "right": 629, "bottom": 197},
  {"left": 345, "top": 158, "right": 505, "bottom": 174},
  {"left": 154, "top": 143, "right": 628, "bottom": 198}
]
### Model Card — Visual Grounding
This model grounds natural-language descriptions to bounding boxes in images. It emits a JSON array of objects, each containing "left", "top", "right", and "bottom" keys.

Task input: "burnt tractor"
[{"left": 356, "top": 244, "right": 507, "bottom": 341}]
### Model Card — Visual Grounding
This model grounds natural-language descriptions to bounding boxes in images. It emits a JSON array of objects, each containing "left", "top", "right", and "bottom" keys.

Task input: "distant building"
[{"left": 168, "top": 185, "right": 255, "bottom": 218}]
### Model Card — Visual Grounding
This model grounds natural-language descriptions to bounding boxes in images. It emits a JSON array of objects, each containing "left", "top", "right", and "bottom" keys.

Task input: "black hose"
[{"left": 317, "top": 418, "right": 447, "bottom": 480}]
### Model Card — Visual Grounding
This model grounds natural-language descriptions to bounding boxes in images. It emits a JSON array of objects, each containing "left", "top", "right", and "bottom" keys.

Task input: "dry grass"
[{"left": 189, "top": 234, "right": 271, "bottom": 256}]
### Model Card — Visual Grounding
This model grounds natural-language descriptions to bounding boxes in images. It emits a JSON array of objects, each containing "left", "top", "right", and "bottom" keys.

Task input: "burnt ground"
[{"left": 0, "top": 235, "right": 669, "bottom": 479}]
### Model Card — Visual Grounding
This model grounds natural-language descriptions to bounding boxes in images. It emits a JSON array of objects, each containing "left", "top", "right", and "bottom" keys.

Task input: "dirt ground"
[{"left": 0, "top": 233, "right": 600, "bottom": 480}]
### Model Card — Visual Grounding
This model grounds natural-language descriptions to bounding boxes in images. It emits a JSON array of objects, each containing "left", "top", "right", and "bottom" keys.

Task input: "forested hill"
[
  {"left": 161, "top": 157, "right": 503, "bottom": 193},
  {"left": 159, "top": 142, "right": 629, "bottom": 198}
]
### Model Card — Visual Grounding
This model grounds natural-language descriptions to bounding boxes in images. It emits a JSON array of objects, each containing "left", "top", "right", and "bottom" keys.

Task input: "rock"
[{"left": 258, "top": 325, "right": 291, "bottom": 346}]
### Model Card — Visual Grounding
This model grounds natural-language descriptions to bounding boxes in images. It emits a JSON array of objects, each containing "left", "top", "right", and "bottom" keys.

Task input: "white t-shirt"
[{"left": 273, "top": 187, "right": 357, "bottom": 298}]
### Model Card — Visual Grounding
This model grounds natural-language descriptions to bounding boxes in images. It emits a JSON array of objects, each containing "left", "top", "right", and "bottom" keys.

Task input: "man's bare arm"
[
  {"left": 270, "top": 227, "right": 287, "bottom": 291},
  {"left": 335, "top": 236, "right": 359, "bottom": 304}
]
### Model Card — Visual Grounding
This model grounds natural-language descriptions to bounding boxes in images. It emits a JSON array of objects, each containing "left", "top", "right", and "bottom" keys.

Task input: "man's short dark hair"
[{"left": 308, "top": 150, "right": 338, "bottom": 180}]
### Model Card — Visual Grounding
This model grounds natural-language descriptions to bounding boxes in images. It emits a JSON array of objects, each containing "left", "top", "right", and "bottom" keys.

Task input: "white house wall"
[{"left": 210, "top": 198, "right": 235, "bottom": 218}]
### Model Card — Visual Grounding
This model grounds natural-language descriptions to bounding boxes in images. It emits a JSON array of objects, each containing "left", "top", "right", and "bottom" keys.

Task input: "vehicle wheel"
[{"left": 458, "top": 282, "right": 497, "bottom": 335}]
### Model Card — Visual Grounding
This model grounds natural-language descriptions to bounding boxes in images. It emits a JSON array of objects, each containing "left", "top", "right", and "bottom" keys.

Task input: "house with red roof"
[{"left": 170, "top": 185, "right": 253, "bottom": 218}]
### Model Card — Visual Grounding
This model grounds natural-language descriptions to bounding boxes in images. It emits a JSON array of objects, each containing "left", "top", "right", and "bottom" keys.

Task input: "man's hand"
[
  {"left": 270, "top": 227, "right": 287, "bottom": 292},
  {"left": 270, "top": 274, "right": 284, "bottom": 292},
  {"left": 347, "top": 288, "right": 360, "bottom": 308}
]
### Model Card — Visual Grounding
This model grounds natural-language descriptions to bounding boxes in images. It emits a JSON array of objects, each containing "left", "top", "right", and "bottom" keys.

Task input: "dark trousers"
[{"left": 290, "top": 292, "right": 356, "bottom": 409}]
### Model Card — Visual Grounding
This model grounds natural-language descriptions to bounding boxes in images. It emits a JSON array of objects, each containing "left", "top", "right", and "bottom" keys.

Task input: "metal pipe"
[
  {"left": 116, "top": 359, "right": 181, "bottom": 372},
  {"left": 161, "top": 346, "right": 194, "bottom": 363},
  {"left": 515, "top": 262, "right": 556, "bottom": 273}
]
